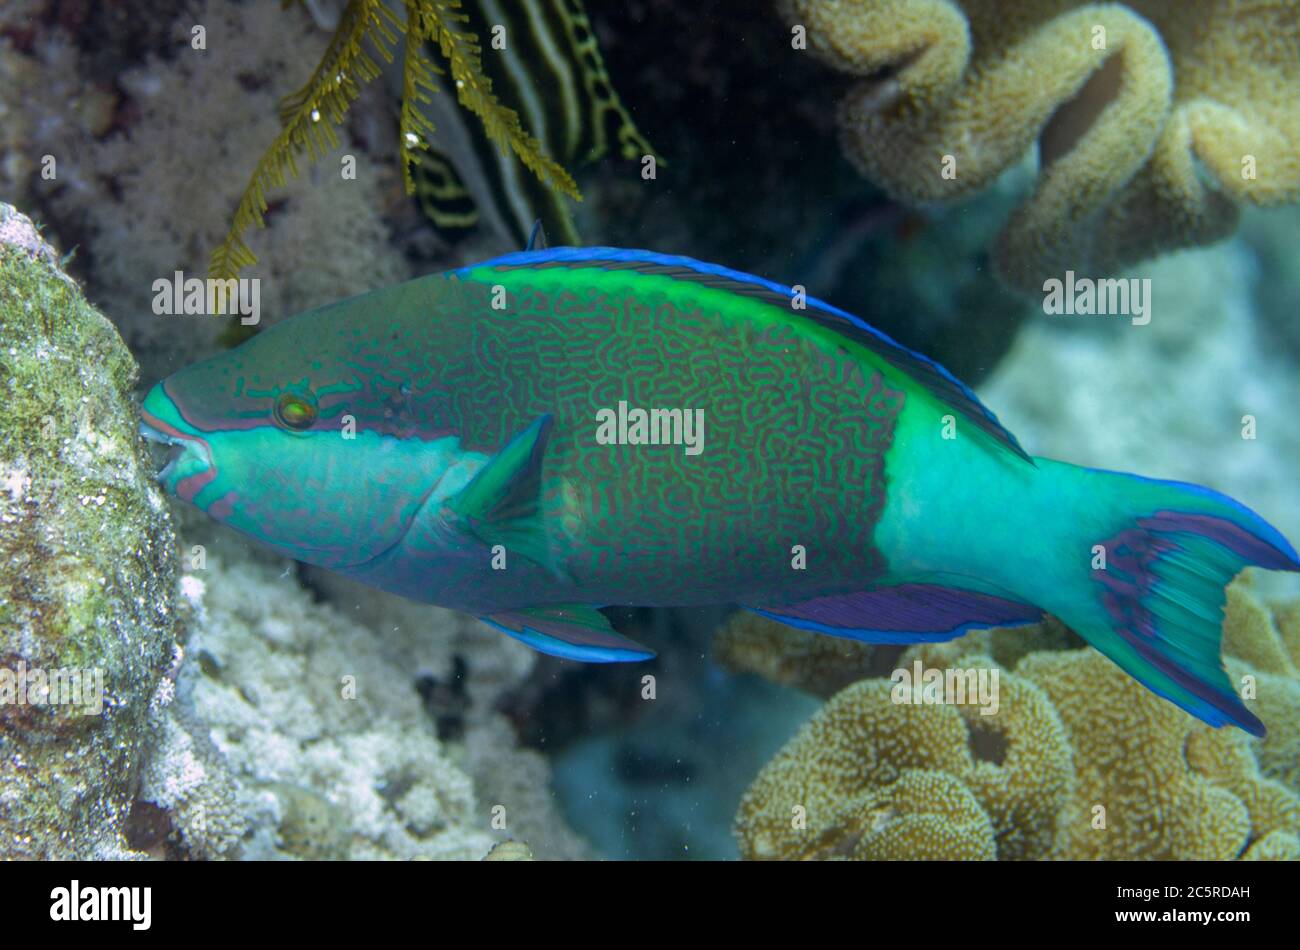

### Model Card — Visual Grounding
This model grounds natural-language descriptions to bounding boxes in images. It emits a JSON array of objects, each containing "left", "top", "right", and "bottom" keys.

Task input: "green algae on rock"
[{"left": 0, "top": 202, "right": 180, "bottom": 859}]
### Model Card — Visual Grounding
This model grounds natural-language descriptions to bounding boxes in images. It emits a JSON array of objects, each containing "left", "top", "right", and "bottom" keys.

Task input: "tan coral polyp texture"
[
  {"left": 785, "top": 0, "right": 1300, "bottom": 291},
  {"left": 733, "top": 584, "right": 1300, "bottom": 860}
]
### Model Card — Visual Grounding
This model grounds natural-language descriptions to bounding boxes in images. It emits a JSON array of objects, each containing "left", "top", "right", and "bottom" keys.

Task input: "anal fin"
[
  {"left": 751, "top": 583, "right": 1043, "bottom": 644},
  {"left": 485, "top": 605, "right": 655, "bottom": 662}
]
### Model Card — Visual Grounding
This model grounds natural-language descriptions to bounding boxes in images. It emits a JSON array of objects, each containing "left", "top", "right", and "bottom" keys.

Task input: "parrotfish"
[{"left": 141, "top": 243, "right": 1300, "bottom": 735}]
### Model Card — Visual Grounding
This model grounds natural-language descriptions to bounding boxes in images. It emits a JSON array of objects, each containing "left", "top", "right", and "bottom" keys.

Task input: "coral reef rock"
[
  {"left": 138, "top": 546, "right": 502, "bottom": 860},
  {"left": 0, "top": 201, "right": 179, "bottom": 858}
]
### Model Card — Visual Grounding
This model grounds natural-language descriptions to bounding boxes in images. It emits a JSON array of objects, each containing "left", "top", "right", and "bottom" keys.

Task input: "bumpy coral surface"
[
  {"left": 0, "top": 202, "right": 180, "bottom": 858},
  {"left": 736, "top": 679, "right": 972, "bottom": 859},
  {"left": 848, "top": 769, "right": 997, "bottom": 860},
  {"left": 734, "top": 655, "right": 1075, "bottom": 860},
  {"left": 1222, "top": 578, "right": 1300, "bottom": 796},
  {"left": 1021, "top": 650, "right": 1251, "bottom": 859},
  {"left": 713, "top": 611, "right": 880, "bottom": 698},
  {"left": 139, "top": 547, "right": 497, "bottom": 860},
  {"left": 735, "top": 582, "right": 1300, "bottom": 860},
  {"left": 136, "top": 536, "right": 591, "bottom": 860},
  {"left": 782, "top": 0, "right": 1300, "bottom": 291}
]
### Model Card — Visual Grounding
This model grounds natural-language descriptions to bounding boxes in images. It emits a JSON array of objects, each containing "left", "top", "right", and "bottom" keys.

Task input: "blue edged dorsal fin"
[
  {"left": 750, "top": 583, "right": 1043, "bottom": 644},
  {"left": 484, "top": 605, "right": 655, "bottom": 662},
  {"left": 469, "top": 246, "right": 1032, "bottom": 463},
  {"left": 446, "top": 414, "right": 565, "bottom": 577},
  {"left": 524, "top": 219, "right": 548, "bottom": 252}
]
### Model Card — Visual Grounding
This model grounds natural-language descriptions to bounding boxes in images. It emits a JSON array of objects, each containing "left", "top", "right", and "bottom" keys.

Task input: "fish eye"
[{"left": 273, "top": 391, "right": 318, "bottom": 431}]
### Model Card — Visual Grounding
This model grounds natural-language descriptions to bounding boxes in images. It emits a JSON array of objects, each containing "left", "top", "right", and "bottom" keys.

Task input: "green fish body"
[{"left": 141, "top": 246, "right": 1299, "bottom": 734}]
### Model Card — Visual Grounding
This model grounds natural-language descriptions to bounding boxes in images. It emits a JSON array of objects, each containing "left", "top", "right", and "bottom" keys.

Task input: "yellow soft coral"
[
  {"left": 712, "top": 612, "right": 879, "bottom": 698},
  {"left": 782, "top": 0, "right": 1300, "bottom": 291},
  {"left": 848, "top": 769, "right": 997, "bottom": 860},
  {"left": 734, "top": 656, "right": 1074, "bottom": 860},
  {"left": 1018, "top": 648, "right": 1299, "bottom": 859},
  {"left": 1220, "top": 579, "right": 1300, "bottom": 795},
  {"left": 1270, "top": 598, "right": 1300, "bottom": 669},
  {"left": 941, "top": 652, "right": 1076, "bottom": 860},
  {"left": 734, "top": 583, "right": 1300, "bottom": 860},
  {"left": 735, "top": 679, "right": 973, "bottom": 859},
  {"left": 1224, "top": 581, "right": 1300, "bottom": 677}
]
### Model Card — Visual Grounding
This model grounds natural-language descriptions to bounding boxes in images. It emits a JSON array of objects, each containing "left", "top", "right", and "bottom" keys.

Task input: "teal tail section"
[{"left": 1027, "top": 460, "right": 1299, "bottom": 735}]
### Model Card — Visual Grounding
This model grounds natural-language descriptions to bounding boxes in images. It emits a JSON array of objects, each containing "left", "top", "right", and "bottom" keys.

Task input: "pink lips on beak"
[{"left": 140, "top": 397, "right": 215, "bottom": 503}]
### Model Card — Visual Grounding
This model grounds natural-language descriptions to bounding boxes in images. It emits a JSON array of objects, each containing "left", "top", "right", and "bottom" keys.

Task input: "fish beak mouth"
[
  {"left": 139, "top": 386, "right": 215, "bottom": 500},
  {"left": 140, "top": 416, "right": 208, "bottom": 484}
]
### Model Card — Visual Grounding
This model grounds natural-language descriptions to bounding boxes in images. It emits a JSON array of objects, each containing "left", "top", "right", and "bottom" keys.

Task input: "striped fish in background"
[{"left": 411, "top": 0, "right": 657, "bottom": 246}]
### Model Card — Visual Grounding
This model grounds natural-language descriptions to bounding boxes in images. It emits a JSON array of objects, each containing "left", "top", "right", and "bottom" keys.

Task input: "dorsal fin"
[
  {"left": 524, "top": 219, "right": 548, "bottom": 252},
  {"left": 469, "top": 246, "right": 1032, "bottom": 463}
]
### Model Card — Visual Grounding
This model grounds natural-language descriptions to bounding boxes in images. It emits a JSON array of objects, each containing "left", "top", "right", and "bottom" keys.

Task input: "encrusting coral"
[
  {"left": 301, "top": 567, "right": 595, "bottom": 859},
  {"left": 734, "top": 580, "right": 1300, "bottom": 860},
  {"left": 135, "top": 532, "right": 593, "bottom": 860},
  {"left": 0, "top": 202, "right": 180, "bottom": 858},
  {"left": 780, "top": 0, "right": 1300, "bottom": 291},
  {"left": 734, "top": 656, "right": 1075, "bottom": 860},
  {"left": 138, "top": 547, "right": 499, "bottom": 860}
]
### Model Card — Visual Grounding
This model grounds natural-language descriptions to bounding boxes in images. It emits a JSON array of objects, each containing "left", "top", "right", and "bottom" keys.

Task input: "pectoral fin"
[
  {"left": 484, "top": 605, "right": 655, "bottom": 662},
  {"left": 447, "top": 414, "right": 563, "bottom": 576}
]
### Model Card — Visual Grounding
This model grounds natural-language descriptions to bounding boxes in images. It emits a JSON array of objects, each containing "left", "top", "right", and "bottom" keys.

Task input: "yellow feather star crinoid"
[
  {"left": 781, "top": 0, "right": 1300, "bottom": 293},
  {"left": 209, "top": 0, "right": 581, "bottom": 282}
]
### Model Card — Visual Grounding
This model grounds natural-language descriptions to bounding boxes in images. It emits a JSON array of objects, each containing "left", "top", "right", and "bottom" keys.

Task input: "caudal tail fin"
[{"left": 1035, "top": 460, "right": 1299, "bottom": 735}]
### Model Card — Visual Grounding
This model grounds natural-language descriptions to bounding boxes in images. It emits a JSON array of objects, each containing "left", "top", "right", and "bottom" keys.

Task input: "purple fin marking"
[
  {"left": 1142, "top": 510, "right": 1300, "bottom": 572},
  {"left": 751, "top": 584, "right": 1044, "bottom": 644},
  {"left": 1091, "top": 510, "right": 1275, "bottom": 736}
]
